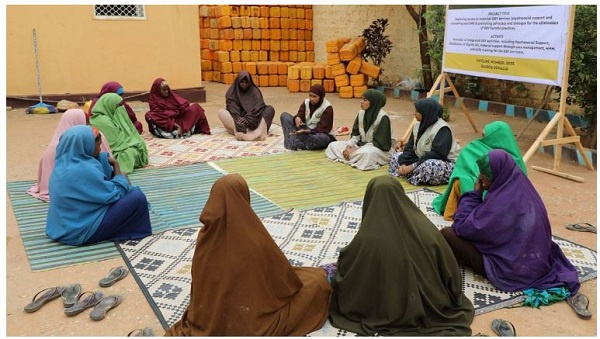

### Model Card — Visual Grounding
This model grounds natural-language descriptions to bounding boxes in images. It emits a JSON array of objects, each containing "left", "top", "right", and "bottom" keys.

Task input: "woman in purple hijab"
[
  {"left": 441, "top": 149, "right": 580, "bottom": 294},
  {"left": 88, "top": 81, "right": 143, "bottom": 134}
]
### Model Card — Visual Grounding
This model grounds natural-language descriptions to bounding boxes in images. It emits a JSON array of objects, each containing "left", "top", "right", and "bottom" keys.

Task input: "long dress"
[
  {"left": 27, "top": 109, "right": 111, "bottom": 202},
  {"left": 432, "top": 120, "right": 527, "bottom": 220},
  {"left": 325, "top": 89, "right": 393, "bottom": 170},
  {"left": 90, "top": 93, "right": 149, "bottom": 174},
  {"left": 88, "top": 81, "right": 143, "bottom": 134},
  {"left": 450, "top": 149, "right": 580, "bottom": 293},
  {"left": 145, "top": 77, "right": 211, "bottom": 138},
  {"left": 46, "top": 125, "right": 151, "bottom": 246},
  {"left": 218, "top": 71, "right": 275, "bottom": 141},
  {"left": 329, "top": 175, "right": 474, "bottom": 336},
  {"left": 165, "top": 174, "right": 332, "bottom": 336}
]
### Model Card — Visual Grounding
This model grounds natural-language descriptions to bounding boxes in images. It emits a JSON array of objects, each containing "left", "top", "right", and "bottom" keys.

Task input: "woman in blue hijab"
[{"left": 46, "top": 125, "right": 152, "bottom": 245}]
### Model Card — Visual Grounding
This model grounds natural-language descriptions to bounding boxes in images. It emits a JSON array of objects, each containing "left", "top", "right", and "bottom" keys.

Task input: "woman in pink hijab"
[
  {"left": 88, "top": 81, "right": 143, "bottom": 134},
  {"left": 145, "top": 78, "right": 211, "bottom": 138},
  {"left": 27, "top": 109, "right": 112, "bottom": 202}
]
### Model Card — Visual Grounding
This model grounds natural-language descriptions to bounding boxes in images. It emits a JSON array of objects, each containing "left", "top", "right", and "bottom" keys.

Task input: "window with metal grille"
[{"left": 94, "top": 5, "right": 146, "bottom": 20}]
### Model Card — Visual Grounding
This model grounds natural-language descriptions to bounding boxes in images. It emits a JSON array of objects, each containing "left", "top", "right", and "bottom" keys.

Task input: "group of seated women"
[{"left": 30, "top": 74, "right": 585, "bottom": 335}]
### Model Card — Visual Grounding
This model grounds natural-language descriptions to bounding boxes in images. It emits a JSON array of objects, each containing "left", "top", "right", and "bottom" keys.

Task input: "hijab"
[
  {"left": 415, "top": 98, "right": 444, "bottom": 141},
  {"left": 165, "top": 174, "right": 331, "bottom": 336},
  {"left": 329, "top": 175, "right": 474, "bottom": 336},
  {"left": 46, "top": 125, "right": 130, "bottom": 245},
  {"left": 432, "top": 121, "right": 527, "bottom": 215},
  {"left": 148, "top": 77, "right": 189, "bottom": 112},
  {"left": 308, "top": 84, "right": 325, "bottom": 113},
  {"left": 452, "top": 149, "right": 580, "bottom": 293},
  {"left": 361, "top": 89, "right": 386, "bottom": 132},
  {"left": 27, "top": 109, "right": 111, "bottom": 202},
  {"left": 225, "top": 71, "right": 267, "bottom": 131}
]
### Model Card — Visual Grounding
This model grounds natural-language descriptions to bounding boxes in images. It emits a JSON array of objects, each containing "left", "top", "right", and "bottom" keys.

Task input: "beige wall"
[
  {"left": 313, "top": 5, "right": 422, "bottom": 85},
  {"left": 6, "top": 5, "right": 202, "bottom": 96}
]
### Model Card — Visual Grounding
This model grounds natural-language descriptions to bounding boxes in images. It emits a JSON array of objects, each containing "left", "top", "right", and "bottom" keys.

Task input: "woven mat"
[
  {"left": 6, "top": 163, "right": 283, "bottom": 271},
  {"left": 211, "top": 150, "right": 447, "bottom": 210},
  {"left": 116, "top": 189, "right": 597, "bottom": 334},
  {"left": 144, "top": 125, "right": 290, "bottom": 167}
]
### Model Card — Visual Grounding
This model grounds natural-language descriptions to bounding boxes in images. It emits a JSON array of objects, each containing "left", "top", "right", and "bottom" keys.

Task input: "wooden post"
[{"left": 523, "top": 6, "right": 594, "bottom": 181}]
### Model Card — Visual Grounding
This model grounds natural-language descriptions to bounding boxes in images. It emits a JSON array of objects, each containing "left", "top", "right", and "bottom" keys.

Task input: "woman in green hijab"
[
  {"left": 432, "top": 121, "right": 526, "bottom": 220},
  {"left": 329, "top": 175, "right": 474, "bottom": 336},
  {"left": 325, "top": 89, "right": 393, "bottom": 170},
  {"left": 90, "top": 93, "right": 148, "bottom": 174}
]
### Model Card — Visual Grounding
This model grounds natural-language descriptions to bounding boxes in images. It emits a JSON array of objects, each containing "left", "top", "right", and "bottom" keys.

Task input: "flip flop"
[
  {"left": 566, "top": 223, "right": 597, "bottom": 233},
  {"left": 90, "top": 295, "right": 123, "bottom": 321},
  {"left": 127, "top": 327, "right": 154, "bottom": 337},
  {"left": 567, "top": 294, "right": 593, "bottom": 320},
  {"left": 491, "top": 318, "right": 516, "bottom": 336},
  {"left": 64, "top": 291, "right": 104, "bottom": 317},
  {"left": 23, "top": 286, "right": 65, "bottom": 313},
  {"left": 61, "top": 283, "right": 82, "bottom": 308},
  {"left": 99, "top": 266, "right": 129, "bottom": 288}
]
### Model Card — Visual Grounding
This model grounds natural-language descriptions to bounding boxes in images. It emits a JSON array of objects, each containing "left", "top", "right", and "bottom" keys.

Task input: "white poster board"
[{"left": 442, "top": 5, "right": 570, "bottom": 86}]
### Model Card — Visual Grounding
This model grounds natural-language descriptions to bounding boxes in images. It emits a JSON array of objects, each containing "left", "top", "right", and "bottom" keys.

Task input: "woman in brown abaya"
[
  {"left": 165, "top": 174, "right": 332, "bottom": 336},
  {"left": 217, "top": 71, "right": 275, "bottom": 141}
]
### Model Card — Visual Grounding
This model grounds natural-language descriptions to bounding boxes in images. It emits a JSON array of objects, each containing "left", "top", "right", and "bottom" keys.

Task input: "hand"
[
  {"left": 395, "top": 140, "right": 405, "bottom": 152},
  {"left": 294, "top": 116, "right": 303, "bottom": 128},
  {"left": 398, "top": 164, "right": 414, "bottom": 176},
  {"left": 291, "top": 128, "right": 311, "bottom": 135},
  {"left": 475, "top": 179, "right": 485, "bottom": 192},
  {"left": 236, "top": 117, "right": 246, "bottom": 126},
  {"left": 107, "top": 156, "right": 117, "bottom": 167}
]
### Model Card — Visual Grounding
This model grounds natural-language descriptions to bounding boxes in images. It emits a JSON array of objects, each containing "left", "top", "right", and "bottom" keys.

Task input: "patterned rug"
[
  {"left": 116, "top": 190, "right": 597, "bottom": 334},
  {"left": 211, "top": 151, "right": 447, "bottom": 210},
  {"left": 144, "top": 125, "right": 290, "bottom": 167},
  {"left": 6, "top": 164, "right": 283, "bottom": 271}
]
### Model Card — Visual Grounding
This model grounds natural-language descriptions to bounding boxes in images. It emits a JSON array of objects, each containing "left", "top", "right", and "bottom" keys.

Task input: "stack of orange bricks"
[
  {"left": 287, "top": 37, "right": 381, "bottom": 98},
  {"left": 199, "top": 4, "right": 314, "bottom": 86}
]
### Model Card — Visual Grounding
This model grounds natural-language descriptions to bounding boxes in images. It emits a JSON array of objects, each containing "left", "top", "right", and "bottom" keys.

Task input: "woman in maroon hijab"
[
  {"left": 87, "top": 81, "right": 143, "bottom": 134},
  {"left": 145, "top": 78, "right": 211, "bottom": 139},
  {"left": 217, "top": 71, "right": 275, "bottom": 141}
]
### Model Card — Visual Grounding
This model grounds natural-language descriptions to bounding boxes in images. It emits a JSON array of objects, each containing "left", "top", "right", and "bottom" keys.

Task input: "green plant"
[
  {"left": 361, "top": 18, "right": 393, "bottom": 84},
  {"left": 555, "top": 5, "right": 596, "bottom": 149},
  {"left": 423, "top": 5, "right": 446, "bottom": 79},
  {"left": 442, "top": 105, "right": 451, "bottom": 122}
]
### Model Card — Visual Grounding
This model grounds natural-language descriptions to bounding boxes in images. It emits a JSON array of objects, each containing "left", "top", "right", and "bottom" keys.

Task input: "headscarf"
[
  {"left": 329, "top": 175, "right": 474, "bottom": 336},
  {"left": 361, "top": 89, "right": 386, "bottom": 132},
  {"left": 147, "top": 77, "right": 190, "bottom": 112},
  {"left": 90, "top": 93, "right": 148, "bottom": 173},
  {"left": 27, "top": 109, "right": 111, "bottom": 202},
  {"left": 415, "top": 98, "right": 444, "bottom": 141},
  {"left": 165, "top": 174, "right": 331, "bottom": 336},
  {"left": 432, "top": 121, "right": 527, "bottom": 215},
  {"left": 225, "top": 71, "right": 268, "bottom": 131},
  {"left": 88, "top": 81, "right": 142, "bottom": 133},
  {"left": 46, "top": 125, "right": 130, "bottom": 245},
  {"left": 452, "top": 149, "right": 580, "bottom": 293},
  {"left": 308, "top": 84, "right": 325, "bottom": 112}
]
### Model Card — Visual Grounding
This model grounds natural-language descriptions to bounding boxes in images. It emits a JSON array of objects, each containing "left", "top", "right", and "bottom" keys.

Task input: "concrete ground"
[{"left": 5, "top": 82, "right": 597, "bottom": 336}]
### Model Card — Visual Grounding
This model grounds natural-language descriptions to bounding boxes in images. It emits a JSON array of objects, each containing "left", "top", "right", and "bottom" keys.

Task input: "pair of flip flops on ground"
[
  {"left": 565, "top": 222, "right": 597, "bottom": 233},
  {"left": 24, "top": 266, "right": 129, "bottom": 320}
]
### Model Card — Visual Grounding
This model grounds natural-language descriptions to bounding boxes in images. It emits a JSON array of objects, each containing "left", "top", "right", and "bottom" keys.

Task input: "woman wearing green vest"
[
  {"left": 432, "top": 120, "right": 526, "bottom": 220},
  {"left": 389, "top": 98, "right": 460, "bottom": 185},
  {"left": 325, "top": 89, "right": 393, "bottom": 170}
]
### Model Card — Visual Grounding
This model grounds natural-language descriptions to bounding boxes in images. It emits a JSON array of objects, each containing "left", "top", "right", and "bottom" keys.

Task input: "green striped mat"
[
  {"left": 6, "top": 163, "right": 283, "bottom": 271},
  {"left": 211, "top": 151, "right": 447, "bottom": 210}
]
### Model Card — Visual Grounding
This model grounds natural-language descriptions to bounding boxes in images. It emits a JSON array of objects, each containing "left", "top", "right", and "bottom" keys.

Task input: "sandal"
[
  {"left": 64, "top": 291, "right": 104, "bottom": 316},
  {"left": 127, "top": 327, "right": 154, "bottom": 336},
  {"left": 566, "top": 223, "right": 597, "bottom": 233},
  {"left": 23, "top": 286, "right": 65, "bottom": 313},
  {"left": 90, "top": 295, "right": 123, "bottom": 321},
  {"left": 99, "top": 266, "right": 129, "bottom": 288},
  {"left": 491, "top": 318, "right": 516, "bottom": 336},
  {"left": 61, "top": 283, "right": 82, "bottom": 308},
  {"left": 567, "top": 294, "right": 593, "bottom": 320}
]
